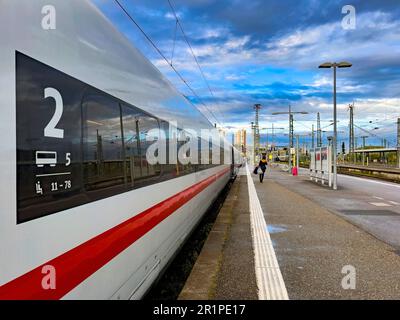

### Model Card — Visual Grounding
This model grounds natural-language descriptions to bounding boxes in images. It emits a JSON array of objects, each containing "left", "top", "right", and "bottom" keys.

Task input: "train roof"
[{"left": 1, "top": 0, "right": 214, "bottom": 132}]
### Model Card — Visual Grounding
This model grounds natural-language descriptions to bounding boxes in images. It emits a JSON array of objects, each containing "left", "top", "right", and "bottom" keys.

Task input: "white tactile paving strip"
[
  {"left": 246, "top": 164, "right": 289, "bottom": 300},
  {"left": 369, "top": 202, "right": 392, "bottom": 207},
  {"left": 237, "top": 166, "right": 247, "bottom": 176}
]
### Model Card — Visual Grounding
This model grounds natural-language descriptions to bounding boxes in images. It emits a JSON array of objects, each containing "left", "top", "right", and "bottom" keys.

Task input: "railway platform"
[{"left": 180, "top": 164, "right": 400, "bottom": 300}]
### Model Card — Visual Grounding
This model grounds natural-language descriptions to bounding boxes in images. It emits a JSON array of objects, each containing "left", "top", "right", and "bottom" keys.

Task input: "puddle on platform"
[{"left": 267, "top": 225, "right": 287, "bottom": 234}]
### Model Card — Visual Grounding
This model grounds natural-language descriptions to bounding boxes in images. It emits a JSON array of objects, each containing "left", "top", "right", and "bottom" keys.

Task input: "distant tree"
[{"left": 342, "top": 142, "right": 346, "bottom": 154}]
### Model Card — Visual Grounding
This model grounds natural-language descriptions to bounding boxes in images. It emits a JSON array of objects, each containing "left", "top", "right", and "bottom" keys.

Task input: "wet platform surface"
[
  {"left": 180, "top": 164, "right": 400, "bottom": 300},
  {"left": 277, "top": 166, "right": 400, "bottom": 249}
]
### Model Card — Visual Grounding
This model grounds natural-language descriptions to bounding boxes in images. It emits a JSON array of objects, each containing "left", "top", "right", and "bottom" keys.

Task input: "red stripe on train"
[{"left": 0, "top": 168, "right": 230, "bottom": 300}]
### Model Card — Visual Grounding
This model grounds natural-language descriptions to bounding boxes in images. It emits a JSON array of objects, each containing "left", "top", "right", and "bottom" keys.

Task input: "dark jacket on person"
[{"left": 258, "top": 159, "right": 268, "bottom": 172}]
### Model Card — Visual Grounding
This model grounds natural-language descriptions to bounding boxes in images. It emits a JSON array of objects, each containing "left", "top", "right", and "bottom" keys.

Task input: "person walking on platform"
[{"left": 258, "top": 155, "right": 268, "bottom": 183}]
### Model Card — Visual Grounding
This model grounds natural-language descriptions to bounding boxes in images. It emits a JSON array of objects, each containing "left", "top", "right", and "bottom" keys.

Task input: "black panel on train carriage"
[
  {"left": 16, "top": 51, "right": 220, "bottom": 224},
  {"left": 16, "top": 52, "right": 164, "bottom": 223},
  {"left": 16, "top": 52, "right": 86, "bottom": 223}
]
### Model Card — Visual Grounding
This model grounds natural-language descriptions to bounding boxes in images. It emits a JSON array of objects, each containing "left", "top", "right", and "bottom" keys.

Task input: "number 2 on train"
[{"left": 44, "top": 87, "right": 64, "bottom": 139}]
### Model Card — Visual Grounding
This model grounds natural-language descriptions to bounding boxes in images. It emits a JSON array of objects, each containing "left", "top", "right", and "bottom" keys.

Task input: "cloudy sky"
[{"left": 93, "top": 0, "right": 400, "bottom": 148}]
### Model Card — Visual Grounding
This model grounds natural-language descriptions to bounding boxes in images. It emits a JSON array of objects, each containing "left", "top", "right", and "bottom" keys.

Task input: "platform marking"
[
  {"left": 237, "top": 166, "right": 247, "bottom": 176},
  {"left": 339, "top": 174, "right": 400, "bottom": 189},
  {"left": 369, "top": 202, "right": 392, "bottom": 207},
  {"left": 245, "top": 164, "right": 289, "bottom": 300}
]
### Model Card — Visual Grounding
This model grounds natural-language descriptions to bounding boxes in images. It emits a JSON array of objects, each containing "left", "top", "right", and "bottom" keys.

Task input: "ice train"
[{"left": 0, "top": 0, "right": 241, "bottom": 299}]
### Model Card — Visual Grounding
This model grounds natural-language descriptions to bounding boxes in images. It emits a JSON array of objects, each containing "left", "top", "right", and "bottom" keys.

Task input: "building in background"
[{"left": 234, "top": 129, "right": 247, "bottom": 157}]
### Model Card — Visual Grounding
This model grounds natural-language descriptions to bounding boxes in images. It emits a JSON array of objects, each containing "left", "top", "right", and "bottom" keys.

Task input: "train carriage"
[{"left": 0, "top": 0, "right": 241, "bottom": 299}]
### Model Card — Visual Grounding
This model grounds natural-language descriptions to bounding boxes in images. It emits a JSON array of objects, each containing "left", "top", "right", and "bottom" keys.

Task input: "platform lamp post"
[
  {"left": 327, "top": 136, "right": 333, "bottom": 187},
  {"left": 319, "top": 61, "right": 352, "bottom": 190}
]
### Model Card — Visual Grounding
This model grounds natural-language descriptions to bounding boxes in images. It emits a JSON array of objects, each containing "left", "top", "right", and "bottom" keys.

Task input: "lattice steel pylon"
[
  {"left": 254, "top": 104, "right": 262, "bottom": 162},
  {"left": 317, "top": 112, "right": 322, "bottom": 147},
  {"left": 251, "top": 121, "right": 256, "bottom": 164},
  {"left": 312, "top": 124, "right": 315, "bottom": 148},
  {"left": 349, "top": 103, "right": 355, "bottom": 161}
]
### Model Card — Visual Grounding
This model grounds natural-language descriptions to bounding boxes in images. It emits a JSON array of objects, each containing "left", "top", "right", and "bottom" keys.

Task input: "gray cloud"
[{"left": 95, "top": 0, "right": 400, "bottom": 140}]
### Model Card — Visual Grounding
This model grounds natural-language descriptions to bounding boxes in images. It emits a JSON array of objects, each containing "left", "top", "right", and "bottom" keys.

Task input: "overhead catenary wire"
[
  {"left": 113, "top": 0, "right": 222, "bottom": 127},
  {"left": 166, "top": 0, "right": 227, "bottom": 126},
  {"left": 366, "top": 114, "right": 399, "bottom": 125},
  {"left": 354, "top": 124, "right": 396, "bottom": 146},
  {"left": 349, "top": 106, "right": 398, "bottom": 146},
  {"left": 170, "top": 19, "right": 178, "bottom": 66},
  {"left": 293, "top": 119, "right": 313, "bottom": 131}
]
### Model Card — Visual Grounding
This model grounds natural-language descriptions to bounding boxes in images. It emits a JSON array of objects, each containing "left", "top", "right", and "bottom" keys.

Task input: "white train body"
[{"left": 0, "top": 0, "right": 241, "bottom": 299}]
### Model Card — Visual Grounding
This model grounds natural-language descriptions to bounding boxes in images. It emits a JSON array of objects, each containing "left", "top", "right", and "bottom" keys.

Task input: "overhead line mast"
[
  {"left": 317, "top": 112, "right": 322, "bottom": 148},
  {"left": 254, "top": 104, "right": 262, "bottom": 164}
]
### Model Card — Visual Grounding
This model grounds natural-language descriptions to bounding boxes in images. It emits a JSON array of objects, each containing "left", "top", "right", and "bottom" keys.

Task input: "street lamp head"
[
  {"left": 337, "top": 61, "right": 352, "bottom": 68},
  {"left": 319, "top": 62, "right": 333, "bottom": 68},
  {"left": 319, "top": 61, "right": 352, "bottom": 68}
]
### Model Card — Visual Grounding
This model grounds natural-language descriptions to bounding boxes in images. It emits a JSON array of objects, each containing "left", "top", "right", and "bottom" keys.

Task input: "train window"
[
  {"left": 121, "top": 105, "right": 161, "bottom": 189},
  {"left": 178, "top": 130, "right": 197, "bottom": 174},
  {"left": 138, "top": 114, "right": 162, "bottom": 181},
  {"left": 160, "top": 122, "right": 181, "bottom": 179},
  {"left": 177, "top": 129, "right": 187, "bottom": 175},
  {"left": 198, "top": 138, "right": 208, "bottom": 170},
  {"left": 121, "top": 105, "right": 141, "bottom": 187},
  {"left": 194, "top": 135, "right": 201, "bottom": 172},
  {"left": 82, "top": 94, "right": 126, "bottom": 200},
  {"left": 157, "top": 121, "right": 175, "bottom": 181}
]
